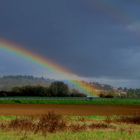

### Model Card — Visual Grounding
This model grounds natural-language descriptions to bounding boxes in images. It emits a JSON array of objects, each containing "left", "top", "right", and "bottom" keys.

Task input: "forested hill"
[
  {"left": 0, "top": 76, "right": 54, "bottom": 91},
  {"left": 0, "top": 75, "right": 115, "bottom": 91},
  {"left": 0, "top": 75, "right": 140, "bottom": 98}
]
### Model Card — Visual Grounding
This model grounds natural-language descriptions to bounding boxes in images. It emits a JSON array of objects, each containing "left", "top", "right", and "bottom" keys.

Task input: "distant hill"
[
  {"left": 0, "top": 75, "right": 54, "bottom": 91},
  {"left": 0, "top": 75, "right": 129, "bottom": 97},
  {"left": 89, "top": 82, "right": 114, "bottom": 91},
  {"left": 0, "top": 75, "right": 115, "bottom": 93}
]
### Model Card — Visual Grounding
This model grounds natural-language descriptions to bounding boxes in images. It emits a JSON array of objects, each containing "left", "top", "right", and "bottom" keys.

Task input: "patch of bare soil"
[{"left": 0, "top": 104, "right": 139, "bottom": 116}]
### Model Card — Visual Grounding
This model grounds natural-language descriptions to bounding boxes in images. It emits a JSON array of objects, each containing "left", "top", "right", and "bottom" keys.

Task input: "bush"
[
  {"left": 7, "top": 112, "right": 67, "bottom": 135},
  {"left": 36, "top": 112, "right": 66, "bottom": 133},
  {"left": 99, "top": 93, "right": 114, "bottom": 98},
  {"left": 115, "top": 116, "right": 140, "bottom": 124}
]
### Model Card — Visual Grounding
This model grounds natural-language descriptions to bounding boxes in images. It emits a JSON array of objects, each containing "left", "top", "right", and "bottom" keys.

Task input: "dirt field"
[{"left": 0, "top": 104, "right": 139, "bottom": 116}]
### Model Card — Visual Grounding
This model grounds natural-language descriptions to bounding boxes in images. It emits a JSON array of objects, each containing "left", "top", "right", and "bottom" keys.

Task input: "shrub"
[
  {"left": 9, "top": 118, "right": 34, "bottom": 131},
  {"left": 115, "top": 116, "right": 140, "bottom": 124},
  {"left": 99, "top": 91, "right": 115, "bottom": 98},
  {"left": 36, "top": 112, "right": 67, "bottom": 133},
  {"left": 69, "top": 124, "right": 87, "bottom": 132}
]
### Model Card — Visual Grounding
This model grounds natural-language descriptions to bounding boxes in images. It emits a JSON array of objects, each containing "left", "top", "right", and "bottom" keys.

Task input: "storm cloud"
[{"left": 0, "top": 0, "right": 140, "bottom": 87}]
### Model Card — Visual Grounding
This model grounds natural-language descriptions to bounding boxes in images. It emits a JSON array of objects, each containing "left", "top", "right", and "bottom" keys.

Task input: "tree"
[
  {"left": 49, "top": 81, "right": 69, "bottom": 97},
  {"left": 11, "top": 86, "right": 49, "bottom": 96}
]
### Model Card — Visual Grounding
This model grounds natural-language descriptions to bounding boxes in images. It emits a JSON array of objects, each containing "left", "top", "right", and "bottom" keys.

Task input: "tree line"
[
  {"left": 126, "top": 89, "right": 140, "bottom": 98},
  {"left": 0, "top": 81, "right": 86, "bottom": 97}
]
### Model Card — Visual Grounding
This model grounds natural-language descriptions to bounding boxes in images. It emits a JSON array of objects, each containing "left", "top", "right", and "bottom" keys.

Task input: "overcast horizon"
[{"left": 1, "top": 0, "right": 140, "bottom": 88}]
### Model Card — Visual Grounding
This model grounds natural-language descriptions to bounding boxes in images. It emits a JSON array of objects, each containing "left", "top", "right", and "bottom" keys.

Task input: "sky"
[{"left": 0, "top": 0, "right": 140, "bottom": 88}]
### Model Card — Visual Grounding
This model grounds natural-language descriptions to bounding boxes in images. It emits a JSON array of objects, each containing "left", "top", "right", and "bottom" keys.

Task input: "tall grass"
[
  {"left": 0, "top": 130, "right": 139, "bottom": 140},
  {"left": 0, "top": 112, "right": 115, "bottom": 136},
  {"left": 0, "top": 113, "right": 140, "bottom": 139},
  {"left": 115, "top": 115, "right": 140, "bottom": 124},
  {"left": 103, "top": 115, "right": 140, "bottom": 126}
]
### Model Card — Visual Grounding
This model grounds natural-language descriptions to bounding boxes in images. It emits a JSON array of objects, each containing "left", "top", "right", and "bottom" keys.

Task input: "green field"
[
  {"left": 0, "top": 131, "right": 139, "bottom": 140},
  {"left": 0, "top": 98, "right": 140, "bottom": 105}
]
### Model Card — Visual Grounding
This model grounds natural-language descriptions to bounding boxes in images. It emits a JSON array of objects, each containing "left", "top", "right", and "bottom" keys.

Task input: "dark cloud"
[{"left": 0, "top": 0, "right": 140, "bottom": 87}]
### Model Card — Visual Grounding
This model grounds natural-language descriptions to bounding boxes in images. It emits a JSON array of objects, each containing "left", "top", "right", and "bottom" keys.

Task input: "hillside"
[
  {"left": 0, "top": 75, "right": 54, "bottom": 91},
  {"left": 1, "top": 75, "right": 136, "bottom": 98}
]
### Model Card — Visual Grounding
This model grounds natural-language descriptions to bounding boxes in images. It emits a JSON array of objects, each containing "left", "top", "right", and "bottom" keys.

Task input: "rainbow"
[
  {"left": 0, "top": 2, "right": 138, "bottom": 96},
  {"left": 0, "top": 38, "right": 98, "bottom": 96}
]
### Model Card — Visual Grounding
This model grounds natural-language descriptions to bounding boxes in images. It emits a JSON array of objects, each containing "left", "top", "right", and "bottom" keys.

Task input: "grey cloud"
[{"left": 0, "top": 0, "right": 140, "bottom": 87}]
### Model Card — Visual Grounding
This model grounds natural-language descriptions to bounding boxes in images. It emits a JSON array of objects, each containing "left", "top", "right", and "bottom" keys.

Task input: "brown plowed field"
[{"left": 0, "top": 104, "right": 140, "bottom": 116}]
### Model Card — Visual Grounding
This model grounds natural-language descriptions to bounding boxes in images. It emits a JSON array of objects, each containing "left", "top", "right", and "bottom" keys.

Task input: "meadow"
[
  {"left": 0, "top": 98, "right": 139, "bottom": 139},
  {"left": 0, "top": 113, "right": 140, "bottom": 140},
  {"left": 0, "top": 98, "right": 140, "bottom": 105},
  {"left": 0, "top": 131, "right": 140, "bottom": 140}
]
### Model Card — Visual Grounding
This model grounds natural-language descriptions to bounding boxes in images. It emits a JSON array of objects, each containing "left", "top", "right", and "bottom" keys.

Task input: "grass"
[
  {"left": 0, "top": 112, "right": 140, "bottom": 140},
  {"left": 0, "top": 116, "right": 16, "bottom": 121},
  {"left": 43, "top": 131, "right": 140, "bottom": 140},
  {"left": 67, "top": 115, "right": 106, "bottom": 122},
  {"left": 0, "top": 98, "right": 139, "bottom": 105},
  {"left": 85, "top": 115, "right": 106, "bottom": 120},
  {"left": 0, "top": 130, "right": 140, "bottom": 140}
]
